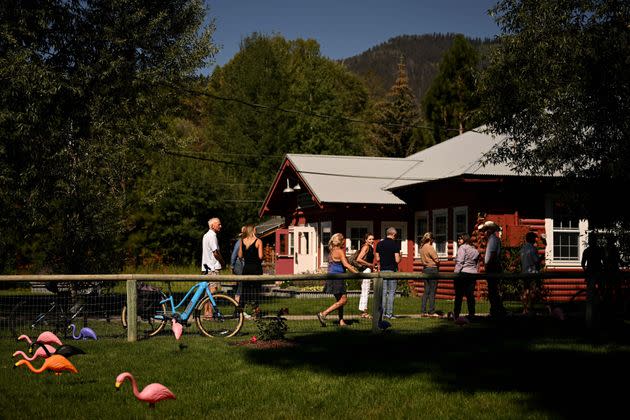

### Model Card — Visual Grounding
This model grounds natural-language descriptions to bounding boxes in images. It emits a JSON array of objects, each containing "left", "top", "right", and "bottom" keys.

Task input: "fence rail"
[{"left": 2, "top": 271, "right": 628, "bottom": 341}]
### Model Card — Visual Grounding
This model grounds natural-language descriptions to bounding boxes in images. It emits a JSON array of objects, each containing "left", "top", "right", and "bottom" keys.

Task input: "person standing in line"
[
  {"left": 581, "top": 233, "right": 604, "bottom": 324},
  {"left": 419, "top": 232, "right": 440, "bottom": 317},
  {"left": 238, "top": 224, "right": 263, "bottom": 318},
  {"left": 520, "top": 231, "right": 542, "bottom": 314},
  {"left": 356, "top": 233, "right": 377, "bottom": 319},
  {"left": 453, "top": 234, "right": 479, "bottom": 320},
  {"left": 231, "top": 226, "right": 246, "bottom": 308},
  {"left": 317, "top": 233, "right": 359, "bottom": 327},
  {"left": 479, "top": 221, "right": 506, "bottom": 318},
  {"left": 201, "top": 217, "right": 224, "bottom": 317},
  {"left": 375, "top": 227, "right": 401, "bottom": 320}
]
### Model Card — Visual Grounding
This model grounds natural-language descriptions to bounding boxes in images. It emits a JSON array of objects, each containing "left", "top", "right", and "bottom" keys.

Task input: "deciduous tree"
[{"left": 480, "top": 0, "right": 630, "bottom": 236}]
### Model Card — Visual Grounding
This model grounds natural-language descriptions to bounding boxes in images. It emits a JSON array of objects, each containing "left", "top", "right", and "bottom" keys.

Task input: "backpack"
[{"left": 347, "top": 248, "right": 363, "bottom": 270}]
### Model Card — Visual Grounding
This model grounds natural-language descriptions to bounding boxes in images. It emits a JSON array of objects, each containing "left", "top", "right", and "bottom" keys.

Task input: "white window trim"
[
  {"left": 381, "top": 221, "right": 408, "bottom": 256},
  {"left": 319, "top": 221, "right": 331, "bottom": 267},
  {"left": 432, "top": 209, "right": 448, "bottom": 257},
  {"left": 452, "top": 206, "right": 468, "bottom": 256},
  {"left": 414, "top": 210, "right": 428, "bottom": 258},
  {"left": 345, "top": 220, "right": 374, "bottom": 254},
  {"left": 544, "top": 199, "right": 588, "bottom": 267}
]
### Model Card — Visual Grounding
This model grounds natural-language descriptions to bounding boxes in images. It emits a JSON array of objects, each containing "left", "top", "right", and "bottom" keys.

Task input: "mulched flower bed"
[{"left": 231, "top": 339, "right": 298, "bottom": 349}]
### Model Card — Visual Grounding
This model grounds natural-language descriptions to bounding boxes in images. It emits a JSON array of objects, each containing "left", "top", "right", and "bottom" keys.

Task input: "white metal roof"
[
  {"left": 285, "top": 128, "right": 520, "bottom": 204},
  {"left": 388, "top": 127, "right": 517, "bottom": 189},
  {"left": 286, "top": 154, "right": 415, "bottom": 204}
]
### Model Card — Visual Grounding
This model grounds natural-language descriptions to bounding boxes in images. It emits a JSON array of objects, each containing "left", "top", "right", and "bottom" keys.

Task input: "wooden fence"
[{"left": 1, "top": 271, "right": 628, "bottom": 341}]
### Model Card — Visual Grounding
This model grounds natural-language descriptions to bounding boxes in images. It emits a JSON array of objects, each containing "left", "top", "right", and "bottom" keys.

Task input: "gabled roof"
[
  {"left": 285, "top": 154, "right": 415, "bottom": 205},
  {"left": 261, "top": 128, "right": 530, "bottom": 216}
]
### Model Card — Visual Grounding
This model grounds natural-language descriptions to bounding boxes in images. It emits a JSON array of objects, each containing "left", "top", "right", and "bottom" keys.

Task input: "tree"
[
  {"left": 423, "top": 34, "right": 482, "bottom": 143},
  {"left": 480, "top": 0, "right": 630, "bottom": 236},
  {"left": 368, "top": 57, "right": 425, "bottom": 157},
  {"left": 0, "top": 1, "right": 217, "bottom": 273},
  {"left": 205, "top": 34, "right": 369, "bottom": 214}
]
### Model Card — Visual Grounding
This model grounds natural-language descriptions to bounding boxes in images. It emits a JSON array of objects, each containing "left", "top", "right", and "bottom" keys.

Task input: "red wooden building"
[{"left": 260, "top": 128, "right": 589, "bottom": 302}]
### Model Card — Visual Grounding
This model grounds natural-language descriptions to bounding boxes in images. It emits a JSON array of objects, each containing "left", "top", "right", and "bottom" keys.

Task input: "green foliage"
[
  {"left": 368, "top": 57, "right": 424, "bottom": 157},
  {"left": 480, "top": 0, "right": 630, "bottom": 232},
  {"left": 0, "top": 1, "right": 217, "bottom": 273},
  {"left": 207, "top": 34, "right": 369, "bottom": 189},
  {"left": 254, "top": 309, "right": 289, "bottom": 341},
  {"left": 423, "top": 35, "right": 482, "bottom": 143}
]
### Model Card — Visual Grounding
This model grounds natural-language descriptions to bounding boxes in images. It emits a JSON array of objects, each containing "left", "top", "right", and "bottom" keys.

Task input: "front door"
[{"left": 291, "top": 226, "right": 317, "bottom": 273}]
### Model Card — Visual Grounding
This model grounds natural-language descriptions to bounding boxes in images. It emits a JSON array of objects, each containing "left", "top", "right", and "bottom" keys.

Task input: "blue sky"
[{"left": 204, "top": 0, "right": 501, "bottom": 73}]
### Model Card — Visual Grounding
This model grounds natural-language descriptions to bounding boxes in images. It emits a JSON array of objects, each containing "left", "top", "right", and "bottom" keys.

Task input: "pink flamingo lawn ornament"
[
  {"left": 172, "top": 319, "right": 183, "bottom": 340},
  {"left": 18, "top": 331, "right": 63, "bottom": 352},
  {"left": 68, "top": 324, "right": 97, "bottom": 340},
  {"left": 115, "top": 372, "right": 176, "bottom": 409},
  {"left": 14, "top": 354, "right": 78, "bottom": 376},
  {"left": 13, "top": 343, "right": 56, "bottom": 361}
]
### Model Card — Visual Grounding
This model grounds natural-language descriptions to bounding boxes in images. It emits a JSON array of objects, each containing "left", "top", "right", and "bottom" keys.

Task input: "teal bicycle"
[{"left": 121, "top": 281, "right": 244, "bottom": 338}]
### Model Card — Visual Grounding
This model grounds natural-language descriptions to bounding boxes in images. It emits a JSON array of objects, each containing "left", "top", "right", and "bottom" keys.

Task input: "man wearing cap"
[{"left": 480, "top": 221, "right": 506, "bottom": 317}]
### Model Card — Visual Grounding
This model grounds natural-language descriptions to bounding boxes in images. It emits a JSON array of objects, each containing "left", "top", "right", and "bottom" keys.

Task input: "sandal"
[{"left": 360, "top": 312, "right": 372, "bottom": 319}]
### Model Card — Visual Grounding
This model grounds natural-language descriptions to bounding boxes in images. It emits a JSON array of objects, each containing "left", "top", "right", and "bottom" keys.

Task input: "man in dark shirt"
[{"left": 375, "top": 227, "right": 401, "bottom": 319}]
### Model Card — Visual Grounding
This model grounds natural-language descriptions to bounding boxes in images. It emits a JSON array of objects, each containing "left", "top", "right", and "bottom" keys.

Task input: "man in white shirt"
[
  {"left": 201, "top": 218, "right": 224, "bottom": 319},
  {"left": 202, "top": 217, "right": 224, "bottom": 275}
]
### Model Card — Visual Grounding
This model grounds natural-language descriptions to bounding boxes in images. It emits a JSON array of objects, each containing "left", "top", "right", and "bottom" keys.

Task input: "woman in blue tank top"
[{"left": 316, "top": 233, "right": 359, "bottom": 327}]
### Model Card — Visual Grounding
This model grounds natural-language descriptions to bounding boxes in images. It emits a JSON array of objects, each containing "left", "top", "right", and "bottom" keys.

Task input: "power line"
[{"left": 164, "top": 82, "right": 462, "bottom": 133}]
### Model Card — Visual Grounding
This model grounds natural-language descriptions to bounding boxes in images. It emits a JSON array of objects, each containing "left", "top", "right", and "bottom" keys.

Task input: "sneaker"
[
  {"left": 316, "top": 312, "right": 327, "bottom": 327},
  {"left": 243, "top": 312, "right": 252, "bottom": 320},
  {"left": 384, "top": 314, "right": 397, "bottom": 320}
]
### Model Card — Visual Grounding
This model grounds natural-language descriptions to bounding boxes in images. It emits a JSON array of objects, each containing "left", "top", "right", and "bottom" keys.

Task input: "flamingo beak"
[{"left": 115, "top": 382, "right": 121, "bottom": 390}]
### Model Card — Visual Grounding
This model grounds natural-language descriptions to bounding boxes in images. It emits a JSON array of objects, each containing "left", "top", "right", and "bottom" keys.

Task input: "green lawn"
[{"left": 1, "top": 316, "right": 628, "bottom": 419}]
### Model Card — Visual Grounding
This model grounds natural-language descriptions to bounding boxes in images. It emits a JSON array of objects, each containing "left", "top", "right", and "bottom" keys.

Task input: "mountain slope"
[{"left": 340, "top": 33, "right": 494, "bottom": 103}]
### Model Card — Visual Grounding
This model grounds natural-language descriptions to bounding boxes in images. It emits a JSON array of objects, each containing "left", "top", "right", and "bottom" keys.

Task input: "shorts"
[{"left": 201, "top": 270, "right": 219, "bottom": 290}]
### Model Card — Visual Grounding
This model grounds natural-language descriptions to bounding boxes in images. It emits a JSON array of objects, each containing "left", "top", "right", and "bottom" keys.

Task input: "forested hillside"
[{"left": 341, "top": 33, "right": 494, "bottom": 103}]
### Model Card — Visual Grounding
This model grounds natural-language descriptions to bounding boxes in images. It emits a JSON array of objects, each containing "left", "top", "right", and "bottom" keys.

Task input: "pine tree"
[
  {"left": 422, "top": 35, "right": 481, "bottom": 143},
  {"left": 368, "top": 56, "right": 423, "bottom": 157}
]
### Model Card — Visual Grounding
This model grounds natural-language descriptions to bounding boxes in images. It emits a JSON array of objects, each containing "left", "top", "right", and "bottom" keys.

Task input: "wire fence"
[{"left": 1, "top": 272, "right": 629, "bottom": 341}]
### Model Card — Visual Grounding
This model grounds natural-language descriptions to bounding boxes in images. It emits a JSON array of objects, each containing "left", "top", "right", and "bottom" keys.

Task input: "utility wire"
[{"left": 164, "top": 82, "right": 462, "bottom": 133}]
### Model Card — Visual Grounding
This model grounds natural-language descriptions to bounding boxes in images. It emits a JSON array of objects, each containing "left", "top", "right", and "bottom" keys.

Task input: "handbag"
[{"left": 233, "top": 258, "right": 245, "bottom": 275}]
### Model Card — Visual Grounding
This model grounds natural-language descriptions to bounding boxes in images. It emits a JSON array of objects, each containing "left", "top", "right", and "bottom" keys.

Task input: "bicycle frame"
[{"left": 155, "top": 281, "right": 217, "bottom": 322}]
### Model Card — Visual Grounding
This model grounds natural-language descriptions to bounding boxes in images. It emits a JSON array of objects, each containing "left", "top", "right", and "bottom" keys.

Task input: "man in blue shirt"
[{"left": 375, "top": 227, "right": 401, "bottom": 319}]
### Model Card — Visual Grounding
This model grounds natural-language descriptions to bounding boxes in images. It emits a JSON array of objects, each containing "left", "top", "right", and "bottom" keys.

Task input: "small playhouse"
[{"left": 259, "top": 127, "right": 591, "bottom": 302}]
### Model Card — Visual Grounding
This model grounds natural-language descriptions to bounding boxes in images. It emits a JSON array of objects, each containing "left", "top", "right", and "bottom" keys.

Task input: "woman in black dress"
[{"left": 238, "top": 224, "right": 263, "bottom": 315}]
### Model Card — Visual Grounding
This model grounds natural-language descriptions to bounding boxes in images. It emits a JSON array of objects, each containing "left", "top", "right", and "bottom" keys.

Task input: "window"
[
  {"left": 288, "top": 231, "right": 295, "bottom": 256},
  {"left": 553, "top": 203, "right": 579, "bottom": 261},
  {"left": 278, "top": 233, "right": 288, "bottom": 255},
  {"left": 453, "top": 207, "right": 468, "bottom": 254},
  {"left": 432, "top": 209, "right": 448, "bottom": 256},
  {"left": 381, "top": 221, "right": 408, "bottom": 256},
  {"left": 346, "top": 221, "right": 373, "bottom": 253},
  {"left": 414, "top": 211, "right": 428, "bottom": 257},
  {"left": 546, "top": 200, "right": 588, "bottom": 265},
  {"left": 319, "top": 221, "right": 331, "bottom": 266}
]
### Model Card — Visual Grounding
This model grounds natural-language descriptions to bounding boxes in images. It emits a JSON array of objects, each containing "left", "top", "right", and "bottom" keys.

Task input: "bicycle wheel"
[
  {"left": 195, "top": 294, "right": 243, "bottom": 338},
  {"left": 121, "top": 303, "right": 167, "bottom": 337},
  {"left": 9, "top": 300, "right": 33, "bottom": 338}
]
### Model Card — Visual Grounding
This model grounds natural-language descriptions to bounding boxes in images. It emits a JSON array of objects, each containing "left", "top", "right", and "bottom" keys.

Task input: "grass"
[{"left": 1, "top": 315, "right": 629, "bottom": 419}]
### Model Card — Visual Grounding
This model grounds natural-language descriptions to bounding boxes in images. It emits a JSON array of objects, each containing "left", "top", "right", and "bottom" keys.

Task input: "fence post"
[
  {"left": 126, "top": 278, "right": 137, "bottom": 342},
  {"left": 585, "top": 277, "right": 594, "bottom": 329},
  {"left": 372, "top": 273, "right": 383, "bottom": 333}
]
